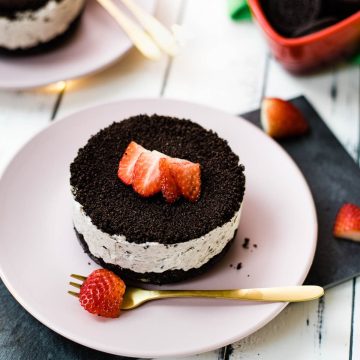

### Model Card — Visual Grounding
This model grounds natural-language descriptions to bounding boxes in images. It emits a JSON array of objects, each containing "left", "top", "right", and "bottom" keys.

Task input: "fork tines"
[{"left": 68, "top": 274, "right": 87, "bottom": 298}]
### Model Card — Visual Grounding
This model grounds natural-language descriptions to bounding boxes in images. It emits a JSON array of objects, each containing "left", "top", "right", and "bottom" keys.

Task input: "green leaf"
[{"left": 228, "top": 0, "right": 252, "bottom": 21}]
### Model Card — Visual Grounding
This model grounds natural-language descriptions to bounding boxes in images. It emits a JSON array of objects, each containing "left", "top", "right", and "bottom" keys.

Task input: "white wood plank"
[
  {"left": 56, "top": 0, "right": 183, "bottom": 119},
  {"left": 328, "top": 67, "right": 360, "bottom": 162},
  {"left": 0, "top": 88, "right": 58, "bottom": 174},
  {"left": 265, "top": 60, "right": 360, "bottom": 160},
  {"left": 0, "top": 1, "right": 358, "bottom": 359},
  {"left": 262, "top": 58, "right": 359, "bottom": 358},
  {"left": 164, "top": 0, "right": 268, "bottom": 114},
  {"left": 351, "top": 277, "right": 359, "bottom": 360},
  {"left": 230, "top": 281, "right": 353, "bottom": 359},
  {"left": 264, "top": 48, "right": 360, "bottom": 359},
  {"left": 160, "top": 351, "right": 218, "bottom": 360}
]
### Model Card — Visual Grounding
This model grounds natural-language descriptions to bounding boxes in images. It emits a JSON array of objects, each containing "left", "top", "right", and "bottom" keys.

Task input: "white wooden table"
[{"left": 0, "top": 1, "right": 359, "bottom": 359}]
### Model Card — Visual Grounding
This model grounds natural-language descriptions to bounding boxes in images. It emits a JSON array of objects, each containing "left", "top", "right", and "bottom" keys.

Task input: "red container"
[{"left": 248, "top": 0, "right": 360, "bottom": 74}]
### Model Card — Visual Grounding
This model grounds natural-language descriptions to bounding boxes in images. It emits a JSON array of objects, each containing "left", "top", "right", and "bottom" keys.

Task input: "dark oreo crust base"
[
  {"left": 0, "top": 11, "right": 83, "bottom": 56},
  {"left": 75, "top": 227, "right": 237, "bottom": 285}
]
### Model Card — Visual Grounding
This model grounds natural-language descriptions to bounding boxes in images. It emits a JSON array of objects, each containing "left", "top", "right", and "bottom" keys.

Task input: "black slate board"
[
  {"left": 0, "top": 96, "right": 359, "bottom": 359},
  {"left": 241, "top": 95, "right": 360, "bottom": 288},
  {"left": 0, "top": 277, "right": 132, "bottom": 360}
]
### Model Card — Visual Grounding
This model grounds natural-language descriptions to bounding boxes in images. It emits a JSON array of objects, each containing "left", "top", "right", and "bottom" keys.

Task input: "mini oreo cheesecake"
[
  {"left": 70, "top": 115, "right": 245, "bottom": 284},
  {"left": 0, "top": 0, "right": 86, "bottom": 54}
]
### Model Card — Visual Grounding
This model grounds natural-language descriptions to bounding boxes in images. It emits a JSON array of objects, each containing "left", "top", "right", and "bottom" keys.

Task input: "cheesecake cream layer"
[
  {"left": 0, "top": 0, "right": 85, "bottom": 50},
  {"left": 72, "top": 196, "right": 241, "bottom": 274}
]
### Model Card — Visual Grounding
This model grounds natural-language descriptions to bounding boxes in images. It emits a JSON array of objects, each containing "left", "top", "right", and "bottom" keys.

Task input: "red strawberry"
[
  {"left": 118, "top": 141, "right": 145, "bottom": 185},
  {"left": 132, "top": 150, "right": 164, "bottom": 197},
  {"left": 159, "top": 158, "right": 181, "bottom": 203},
  {"left": 79, "top": 269, "right": 126, "bottom": 318},
  {"left": 169, "top": 159, "right": 201, "bottom": 202},
  {"left": 261, "top": 98, "right": 309, "bottom": 138},
  {"left": 333, "top": 203, "right": 360, "bottom": 241}
]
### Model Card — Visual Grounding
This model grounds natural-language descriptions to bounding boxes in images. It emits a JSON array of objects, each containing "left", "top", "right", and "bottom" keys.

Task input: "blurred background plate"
[{"left": 0, "top": 0, "right": 156, "bottom": 89}]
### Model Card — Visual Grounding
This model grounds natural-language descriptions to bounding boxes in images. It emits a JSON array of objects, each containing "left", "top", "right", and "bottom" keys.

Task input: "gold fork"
[
  {"left": 96, "top": 0, "right": 179, "bottom": 60},
  {"left": 68, "top": 274, "right": 324, "bottom": 310},
  {"left": 96, "top": 0, "right": 162, "bottom": 60}
]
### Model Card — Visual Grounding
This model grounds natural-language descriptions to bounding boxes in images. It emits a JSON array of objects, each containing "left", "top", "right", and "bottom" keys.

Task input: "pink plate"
[
  {"left": 0, "top": 0, "right": 156, "bottom": 89},
  {"left": 0, "top": 99, "right": 317, "bottom": 358}
]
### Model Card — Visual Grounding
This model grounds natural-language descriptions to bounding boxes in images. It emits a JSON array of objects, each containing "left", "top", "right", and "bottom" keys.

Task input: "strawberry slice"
[
  {"left": 118, "top": 142, "right": 201, "bottom": 202},
  {"left": 159, "top": 158, "right": 181, "bottom": 203},
  {"left": 333, "top": 203, "right": 360, "bottom": 242},
  {"left": 118, "top": 141, "right": 145, "bottom": 185},
  {"left": 169, "top": 159, "right": 201, "bottom": 202},
  {"left": 132, "top": 150, "right": 163, "bottom": 197},
  {"left": 261, "top": 98, "right": 309, "bottom": 139}
]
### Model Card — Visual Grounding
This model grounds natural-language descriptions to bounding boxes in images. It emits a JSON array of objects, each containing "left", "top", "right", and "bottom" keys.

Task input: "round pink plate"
[
  {"left": 0, "top": 0, "right": 156, "bottom": 89},
  {"left": 0, "top": 99, "right": 317, "bottom": 358}
]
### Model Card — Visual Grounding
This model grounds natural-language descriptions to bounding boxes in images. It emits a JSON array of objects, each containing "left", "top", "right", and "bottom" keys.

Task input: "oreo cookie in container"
[
  {"left": 261, "top": 0, "right": 322, "bottom": 37},
  {"left": 323, "top": 0, "right": 360, "bottom": 17},
  {"left": 249, "top": 0, "right": 360, "bottom": 73},
  {"left": 292, "top": 17, "right": 338, "bottom": 37}
]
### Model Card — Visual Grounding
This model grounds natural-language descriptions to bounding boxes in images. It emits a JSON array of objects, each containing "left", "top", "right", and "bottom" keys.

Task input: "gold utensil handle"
[
  {"left": 121, "top": 0, "right": 178, "bottom": 56},
  {"left": 96, "top": 0, "right": 162, "bottom": 60},
  {"left": 153, "top": 286, "right": 324, "bottom": 302}
]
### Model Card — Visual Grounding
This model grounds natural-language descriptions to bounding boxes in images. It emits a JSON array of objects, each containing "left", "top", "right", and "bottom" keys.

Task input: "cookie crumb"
[
  {"left": 236, "top": 262, "right": 242, "bottom": 270},
  {"left": 242, "top": 238, "right": 250, "bottom": 249},
  {"left": 253, "top": 244, "right": 257, "bottom": 248}
]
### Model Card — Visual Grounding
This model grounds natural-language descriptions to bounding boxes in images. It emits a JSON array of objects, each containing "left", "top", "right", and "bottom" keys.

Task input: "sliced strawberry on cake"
[
  {"left": 333, "top": 203, "right": 360, "bottom": 242},
  {"left": 261, "top": 98, "right": 309, "bottom": 139},
  {"left": 159, "top": 158, "right": 181, "bottom": 203},
  {"left": 118, "top": 141, "right": 145, "bottom": 185},
  {"left": 132, "top": 150, "right": 164, "bottom": 197},
  {"left": 118, "top": 142, "right": 201, "bottom": 203},
  {"left": 168, "top": 159, "right": 201, "bottom": 202}
]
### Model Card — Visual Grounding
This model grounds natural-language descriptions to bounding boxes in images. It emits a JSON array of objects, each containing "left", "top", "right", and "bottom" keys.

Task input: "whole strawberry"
[
  {"left": 261, "top": 98, "right": 309, "bottom": 139},
  {"left": 79, "top": 269, "right": 126, "bottom": 318},
  {"left": 333, "top": 203, "right": 360, "bottom": 242}
]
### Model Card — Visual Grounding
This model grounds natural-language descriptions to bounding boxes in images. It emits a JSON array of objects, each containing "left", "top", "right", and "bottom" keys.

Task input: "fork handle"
[
  {"left": 96, "top": 0, "right": 162, "bottom": 60},
  {"left": 121, "top": 0, "right": 178, "bottom": 56},
  {"left": 153, "top": 286, "right": 324, "bottom": 303}
]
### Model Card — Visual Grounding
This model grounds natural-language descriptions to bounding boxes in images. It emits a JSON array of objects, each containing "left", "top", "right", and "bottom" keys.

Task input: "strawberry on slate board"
[
  {"left": 261, "top": 97, "right": 309, "bottom": 139},
  {"left": 79, "top": 269, "right": 126, "bottom": 318},
  {"left": 333, "top": 203, "right": 360, "bottom": 242}
]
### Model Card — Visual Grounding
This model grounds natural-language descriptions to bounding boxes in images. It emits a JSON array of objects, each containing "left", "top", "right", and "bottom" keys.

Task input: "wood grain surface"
[{"left": 0, "top": 0, "right": 359, "bottom": 359}]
